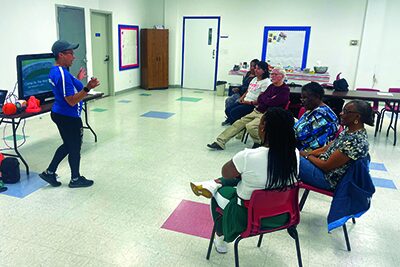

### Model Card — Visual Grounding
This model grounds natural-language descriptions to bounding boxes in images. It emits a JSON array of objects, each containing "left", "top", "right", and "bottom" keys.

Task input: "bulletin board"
[
  {"left": 118, "top": 24, "right": 139, "bottom": 71},
  {"left": 261, "top": 26, "right": 311, "bottom": 70}
]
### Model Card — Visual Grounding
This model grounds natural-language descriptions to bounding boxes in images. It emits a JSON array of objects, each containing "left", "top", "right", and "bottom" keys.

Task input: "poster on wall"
[
  {"left": 261, "top": 26, "right": 311, "bottom": 70},
  {"left": 118, "top": 24, "right": 139, "bottom": 71}
]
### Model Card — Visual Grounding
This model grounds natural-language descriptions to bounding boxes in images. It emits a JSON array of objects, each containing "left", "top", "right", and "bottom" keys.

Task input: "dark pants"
[
  {"left": 225, "top": 102, "right": 254, "bottom": 124},
  {"left": 48, "top": 112, "right": 83, "bottom": 179}
]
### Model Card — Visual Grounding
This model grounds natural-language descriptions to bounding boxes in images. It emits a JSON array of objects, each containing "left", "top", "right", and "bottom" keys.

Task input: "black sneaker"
[
  {"left": 39, "top": 171, "right": 62, "bottom": 187},
  {"left": 252, "top": 143, "right": 262, "bottom": 149},
  {"left": 221, "top": 120, "right": 231, "bottom": 126},
  {"left": 69, "top": 176, "right": 94, "bottom": 188},
  {"left": 207, "top": 142, "right": 224, "bottom": 150}
]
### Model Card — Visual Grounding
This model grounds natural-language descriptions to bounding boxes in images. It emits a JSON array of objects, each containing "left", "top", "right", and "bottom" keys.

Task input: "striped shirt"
[{"left": 49, "top": 66, "right": 83, "bottom": 118}]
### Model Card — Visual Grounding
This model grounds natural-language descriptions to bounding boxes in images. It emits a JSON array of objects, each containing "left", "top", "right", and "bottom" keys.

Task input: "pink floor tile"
[{"left": 161, "top": 199, "right": 213, "bottom": 239}]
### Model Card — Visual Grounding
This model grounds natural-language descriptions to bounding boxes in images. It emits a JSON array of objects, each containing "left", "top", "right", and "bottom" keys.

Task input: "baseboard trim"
[
  {"left": 115, "top": 86, "right": 141, "bottom": 95},
  {"left": 168, "top": 84, "right": 182, "bottom": 88}
]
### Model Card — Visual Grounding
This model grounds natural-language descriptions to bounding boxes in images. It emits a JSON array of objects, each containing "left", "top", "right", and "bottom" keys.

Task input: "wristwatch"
[{"left": 83, "top": 87, "right": 90, "bottom": 93}]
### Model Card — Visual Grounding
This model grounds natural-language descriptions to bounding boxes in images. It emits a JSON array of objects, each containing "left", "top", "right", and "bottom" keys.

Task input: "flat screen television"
[{"left": 16, "top": 53, "right": 56, "bottom": 103}]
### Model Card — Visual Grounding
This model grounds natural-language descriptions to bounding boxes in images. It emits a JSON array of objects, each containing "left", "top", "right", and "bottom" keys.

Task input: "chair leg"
[
  {"left": 393, "top": 110, "right": 398, "bottom": 146},
  {"left": 386, "top": 110, "right": 395, "bottom": 137},
  {"left": 244, "top": 133, "right": 249, "bottom": 144},
  {"left": 241, "top": 129, "right": 247, "bottom": 142},
  {"left": 374, "top": 112, "right": 381, "bottom": 137},
  {"left": 342, "top": 223, "right": 351, "bottom": 251},
  {"left": 352, "top": 218, "right": 356, "bottom": 224},
  {"left": 379, "top": 109, "right": 386, "bottom": 132},
  {"left": 234, "top": 236, "right": 243, "bottom": 267},
  {"left": 257, "top": 234, "right": 263, "bottom": 247},
  {"left": 287, "top": 226, "right": 303, "bottom": 267},
  {"left": 206, "top": 222, "right": 217, "bottom": 260},
  {"left": 298, "top": 189, "right": 310, "bottom": 211}
]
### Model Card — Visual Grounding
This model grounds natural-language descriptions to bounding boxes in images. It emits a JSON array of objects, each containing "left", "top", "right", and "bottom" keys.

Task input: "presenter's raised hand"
[
  {"left": 77, "top": 67, "right": 87, "bottom": 81},
  {"left": 86, "top": 77, "right": 100, "bottom": 90}
]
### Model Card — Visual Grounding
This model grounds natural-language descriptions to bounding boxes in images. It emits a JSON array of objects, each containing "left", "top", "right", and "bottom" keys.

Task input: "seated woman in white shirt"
[
  {"left": 190, "top": 107, "right": 300, "bottom": 253},
  {"left": 222, "top": 61, "right": 271, "bottom": 125}
]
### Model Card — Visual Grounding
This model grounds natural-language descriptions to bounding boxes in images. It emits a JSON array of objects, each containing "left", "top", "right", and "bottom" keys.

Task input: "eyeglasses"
[
  {"left": 62, "top": 51, "right": 74, "bottom": 56},
  {"left": 342, "top": 108, "right": 359, "bottom": 114}
]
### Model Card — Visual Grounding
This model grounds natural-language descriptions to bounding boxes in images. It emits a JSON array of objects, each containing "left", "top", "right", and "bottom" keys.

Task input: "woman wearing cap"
[
  {"left": 299, "top": 100, "right": 374, "bottom": 190},
  {"left": 207, "top": 67, "right": 289, "bottom": 150},
  {"left": 39, "top": 40, "right": 100, "bottom": 188},
  {"left": 223, "top": 61, "right": 271, "bottom": 125}
]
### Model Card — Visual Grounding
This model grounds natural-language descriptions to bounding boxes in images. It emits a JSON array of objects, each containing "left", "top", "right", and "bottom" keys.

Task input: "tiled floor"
[{"left": 0, "top": 88, "right": 399, "bottom": 266}]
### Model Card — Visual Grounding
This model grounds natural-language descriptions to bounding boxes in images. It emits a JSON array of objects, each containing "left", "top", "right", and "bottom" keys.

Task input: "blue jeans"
[{"left": 299, "top": 157, "right": 332, "bottom": 190}]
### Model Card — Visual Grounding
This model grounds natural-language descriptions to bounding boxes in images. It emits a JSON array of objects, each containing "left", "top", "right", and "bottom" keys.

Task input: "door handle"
[{"left": 104, "top": 55, "right": 110, "bottom": 62}]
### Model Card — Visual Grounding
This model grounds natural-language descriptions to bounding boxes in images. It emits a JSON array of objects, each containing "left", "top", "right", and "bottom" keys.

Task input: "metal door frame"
[
  {"left": 90, "top": 9, "right": 115, "bottom": 96},
  {"left": 181, "top": 16, "right": 221, "bottom": 90},
  {"left": 55, "top": 5, "right": 87, "bottom": 84}
]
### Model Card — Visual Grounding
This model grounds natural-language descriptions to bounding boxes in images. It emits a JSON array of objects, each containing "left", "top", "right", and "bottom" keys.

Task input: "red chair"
[
  {"left": 356, "top": 88, "right": 381, "bottom": 137},
  {"left": 298, "top": 182, "right": 355, "bottom": 251},
  {"left": 297, "top": 107, "right": 306, "bottom": 119},
  {"left": 379, "top": 88, "right": 400, "bottom": 145},
  {"left": 206, "top": 186, "right": 303, "bottom": 267},
  {"left": 243, "top": 101, "right": 291, "bottom": 144}
]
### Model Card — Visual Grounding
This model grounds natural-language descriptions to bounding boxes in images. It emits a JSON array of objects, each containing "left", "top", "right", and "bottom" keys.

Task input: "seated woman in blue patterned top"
[
  {"left": 294, "top": 82, "right": 338, "bottom": 151},
  {"left": 299, "top": 100, "right": 374, "bottom": 190}
]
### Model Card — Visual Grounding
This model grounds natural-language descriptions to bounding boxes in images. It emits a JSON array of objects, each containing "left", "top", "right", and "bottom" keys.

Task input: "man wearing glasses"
[{"left": 39, "top": 40, "right": 100, "bottom": 188}]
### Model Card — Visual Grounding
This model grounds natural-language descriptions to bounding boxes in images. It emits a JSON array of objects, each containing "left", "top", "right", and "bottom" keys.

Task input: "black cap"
[{"left": 51, "top": 40, "right": 79, "bottom": 56}]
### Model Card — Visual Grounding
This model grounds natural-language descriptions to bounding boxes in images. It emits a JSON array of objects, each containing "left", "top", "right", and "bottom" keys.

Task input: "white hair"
[{"left": 272, "top": 67, "right": 287, "bottom": 79}]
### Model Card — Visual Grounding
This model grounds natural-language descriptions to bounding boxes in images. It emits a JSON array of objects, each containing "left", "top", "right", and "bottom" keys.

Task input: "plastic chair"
[
  {"left": 206, "top": 186, "right": 303, "bottom": 267},
  {"left": 297, "top": 107, "right": 306, "bottom": 119},
  {"left": 334, "top": 125, "right": 344, "bottom": 139},
  {"left": 355, "top": 88, "right": 381, "bottom": 137},
  {"left": 298, "top": 182, "right": 355, "bottom": 251},
  {"left": 243, "top": 101, "right": 291, "bottom": 144},
  {"left": 379, "top": 88, "right": 400, "bottom": 145}
]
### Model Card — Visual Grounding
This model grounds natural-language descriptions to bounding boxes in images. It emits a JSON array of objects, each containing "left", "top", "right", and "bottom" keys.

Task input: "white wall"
[
  {"left": 164, "top": 0, "right": 381, "bottom": 89},
  {"left": 98, "top": 0, "right": 164, "bottom": 92},
  {"left": 0, "top": 0, "right": 164, "bottom": 96},
  {"left": 1, "top": 0, "right": 398, "bottom": 94},
  {"left": 165, "top": 0, "right": 400, "bottom": 90},
  {"left": 368, "top": 0, "right": 400, "bottom": 90}
]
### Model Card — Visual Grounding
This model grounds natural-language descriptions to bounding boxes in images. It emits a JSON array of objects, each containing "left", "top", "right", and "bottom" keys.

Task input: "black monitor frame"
[{"left": 16, "top": 53, "right": 56, "bottom": 103}]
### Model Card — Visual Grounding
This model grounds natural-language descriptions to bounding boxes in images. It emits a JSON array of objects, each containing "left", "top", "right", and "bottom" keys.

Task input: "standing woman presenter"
[{"left": 39, "top": 40, "right": 100, "bottom": 188}]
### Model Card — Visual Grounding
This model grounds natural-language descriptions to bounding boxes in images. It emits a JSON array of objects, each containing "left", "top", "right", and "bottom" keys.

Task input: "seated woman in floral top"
[
  {"left": 299, "top": 100, "right": 374, "bottom": 190},
  {"left": 294, "top": 82, "right": 338, "bottom": 151}
]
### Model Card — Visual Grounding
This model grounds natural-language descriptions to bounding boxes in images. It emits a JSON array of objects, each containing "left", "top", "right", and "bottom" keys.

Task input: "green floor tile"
[
  {"left": 176, "top": 97, "right": 202, "bottom": 102},
  {"left": 91, "top": 108, "right": 108, "bottom": 112},
  {"left": 4, "top": 134, "right": 29, "bottom": 141}
]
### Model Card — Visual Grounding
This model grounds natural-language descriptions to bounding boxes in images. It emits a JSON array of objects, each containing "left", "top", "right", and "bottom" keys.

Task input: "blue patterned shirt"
[{"left": 294, "top": 105, "right": 338, "bottom": 151}]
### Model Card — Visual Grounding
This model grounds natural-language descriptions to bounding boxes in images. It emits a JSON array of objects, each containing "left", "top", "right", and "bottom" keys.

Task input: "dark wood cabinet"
[{"left": 140, "top": 29, "right": 169, "bottom": 89}]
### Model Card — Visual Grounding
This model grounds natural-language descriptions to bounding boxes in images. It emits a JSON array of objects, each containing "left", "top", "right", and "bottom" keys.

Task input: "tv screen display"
[{"left": 16, "top": 53, "right": 56, "bottom": 102}]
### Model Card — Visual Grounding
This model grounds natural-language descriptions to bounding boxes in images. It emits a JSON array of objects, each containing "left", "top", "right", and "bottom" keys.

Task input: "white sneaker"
[
  {"left": 190, "top": 180, "right": 222, "bottom": 198},
  {"left": 214, "top": 235, "right": 228, "bottom": 254}
]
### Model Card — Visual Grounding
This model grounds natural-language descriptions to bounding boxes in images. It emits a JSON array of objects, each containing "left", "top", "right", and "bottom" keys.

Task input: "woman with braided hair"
[{"left": 190, "top": 108, "right": 300, "bottom": 253}]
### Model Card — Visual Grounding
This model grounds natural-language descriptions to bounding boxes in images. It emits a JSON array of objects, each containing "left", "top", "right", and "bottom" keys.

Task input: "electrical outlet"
[{"left": 350, "top": 40, "right": 359, "bottom": 46}]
